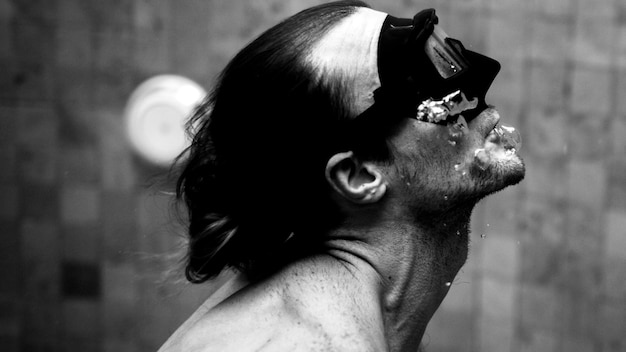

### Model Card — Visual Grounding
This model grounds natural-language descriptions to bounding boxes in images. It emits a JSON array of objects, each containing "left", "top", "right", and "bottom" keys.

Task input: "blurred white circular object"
[{"left": 124, "top": 75, "right": 206, "bottom": 166}]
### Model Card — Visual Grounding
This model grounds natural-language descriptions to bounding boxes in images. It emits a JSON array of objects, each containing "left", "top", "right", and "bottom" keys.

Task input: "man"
[{"left": 161, "top": 1, "right": 524, "bottom": 351}]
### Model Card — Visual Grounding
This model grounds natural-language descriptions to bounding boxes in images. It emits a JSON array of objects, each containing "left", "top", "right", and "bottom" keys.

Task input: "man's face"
[
  {"left": 386, "top": 104, "right": 525, "bottom": 213},
  {"left": 310, "top": 8, "right": 525, "bottom": 212}
]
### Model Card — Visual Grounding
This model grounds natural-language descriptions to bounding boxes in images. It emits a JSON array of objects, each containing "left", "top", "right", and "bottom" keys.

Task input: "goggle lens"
[{"left": 424, "top": 26, "right": 469, "bottom": 79}]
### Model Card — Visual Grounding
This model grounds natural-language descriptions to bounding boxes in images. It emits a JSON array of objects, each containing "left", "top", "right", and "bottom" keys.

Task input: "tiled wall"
[{"left": 0, "top": 0, "right": 624, "bottom": 351}]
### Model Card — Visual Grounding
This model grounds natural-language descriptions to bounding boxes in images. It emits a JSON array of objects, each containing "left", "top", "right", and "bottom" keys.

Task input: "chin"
[{"left": 471, "top": 152, "right": 526, "bottom": 196}]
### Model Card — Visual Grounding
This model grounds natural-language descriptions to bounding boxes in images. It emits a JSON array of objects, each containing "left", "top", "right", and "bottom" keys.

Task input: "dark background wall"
[{"left": 0, "top": 0, "right": 625, "bottom": 351}]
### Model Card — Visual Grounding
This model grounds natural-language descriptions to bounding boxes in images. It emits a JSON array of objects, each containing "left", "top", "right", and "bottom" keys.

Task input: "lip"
[{"left": 468, "top": 107, "right": 500, "bottom": 138}]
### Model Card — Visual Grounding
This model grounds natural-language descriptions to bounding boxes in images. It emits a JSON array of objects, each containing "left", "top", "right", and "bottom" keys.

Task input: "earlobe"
[{"left": 325, "top": 151, "right": 387, "bottom": 204}]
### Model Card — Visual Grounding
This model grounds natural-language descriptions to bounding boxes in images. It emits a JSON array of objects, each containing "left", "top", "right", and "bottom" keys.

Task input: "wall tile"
[
  {"left": 17, "top": 145, "right": 57, "bottom": 185},
  {"left": 486, "top": 0, "right": 532, "bottom": 15},
  {"left": 528, "top": 59, "right": 569, "bottom": 107},
  {"left": 566, "top": 201, "right": 604, "bottom": 244},
  {"left": 62, "top": 337, "right": 101, "bottom": 352},
  {"left": 618, "top": 26, "right": 626, "bottom": 69},
  {"left": 522, "top": 155, "right": 568, "bottom": 200},
  {"left": 566, "top": 160, "right": 607, "bottom": 209},
  {"left": 598, "top": 299, "right": 626, "bottom": 346},
  {"left": 63, "top": 299, "right": 100, "bottom": 337},
  {"left": 425, "top": 310, "right": 473, "bottom": 351},
  {"left": 170, "top": 0, "right": 211, "bottom": 81},
  {"left": 531, "top": 0, "right": 574, "bottom": 19},
  {"left": 16, "top": 105, "right": 57, "bottom": 147},
  {"left": 444, "top": 8, "right": 487, "bottom": 52},
  {"left": 525, "top": 107, "right": 569, "bottom": 159},
  {"left": 22, "top": 300, "right": 61, "bottom": 340},
  {"left": 56, "top": 0, "right": 92, "bottom": 27},
  {"left": 559, "top": 292, "right": 601, "bottom": 338},
  {"left": 614, "top": 71, "right": 626, "bottom": 116},
  {"left": 10, "top": 17, "right": 54, "bottom": 63},
  {"left": 439, "top": 273, "right": 473, "bottom": 313},
  {"left": 102, "top": 190, "right": 137, "bottom": 263},
  {"left": 102, "top": 262, "right": 137, "bottom": 344},
  {"left": 605, "top": 210, "right": 626, "bottom": 259},
  {"left": 519, "top": 236, "right": 563, "bottom": 286},
  {"left": 477, "top": 315, "right": 514, "bottom": 352},
  {"left": 0, "top": 336, "right": 19, "bottom": 352},
  {"left": 480, "top": 276, "right": 517, "bottom": 322},
  {"left": 0, "top": 221, "right": 19, "bottom": 296},
  {"left": 0, "top": 295, "right": 21, "bottom": 339},
  {"left": 604, "top": 257, "right": 626, "bottom": 301},
  {"left": 487, "top": 58, "right": 524, "bottom": 123},
  {"left": 560, "top": 335, "right": 598, "bottom": 352},
  {"left": 0, "top": 185, "right": 18, "bottom": 220},
  {"left": 0, "top": 146, "right": 17, "bottom": 183},
  {"left": 20, "top": 219, "right": 60, "bottom": 302},
  {"left": 137, "top": 191, "right": 179, "bottom": 256},
  {"left": 20, "top": 184, "right": 58, "bottom": 220},
  {"left": 54, "top": 27, "right": 92, "bottom": 71},
  {"left": 62, "top": 261, "right": 100, "bottom": 299},
  {"left": 0, "top": 106, "right": 17, "bottom": 147},
  {"left": 519, "top": 284, "right": 560, "bottom": 332},
  {"left": 133, "top": 0, "right": 171, "bottom": 74},
  {"left": 98, "top": 111, "right": 136, "bottom": 191},
  {"left": 607, "top": 158, "right": 626, "bottom": 209},
  {"left": 519, "top": 328, "right": 558, "bottom": 352},
  {"left": 530, "top": 16, "right": 573, "bottom": 64},
  {"left": 136, "top": 277, "right": 187, "bottom": 352},
  {"left": 482, "top": 189, "right": 522, "bottom": 237},
  {"left": 60, "top": 186, "right": 100, "bottom": 225},
  {"left": 54, "top": 69, "right": 94, "bottom": 111},
  {"left": 91, "top": 0, "right": 133, "bottom": 30},
  {"left": 93, "top": 70, "right": 133, "bottom": 109},
  {"left": 59, "top": 147, "right": 100, "bottom": 185},
  {"left": 62, "top": 224, "right": 101, "bottom": 262},
  {"left": 566, "top": 112, "right": 610, "bottom": 160},
  {"left": 486, "top": 15, "right": 530, "bottom": 62},
  {"left": 518, "top": 196, "right": 566, "bottom": 245},
  {"left": 573, "top": 20, "right": 617, "bottom": 68},
  {"left": 609, "top": 114, "right": 626, "bottom": 156},
  {"left": 570, "top": 65, "right": 612, "bottom": 115},
  {"left": 0, "top": 2, "right": 13, "bottom": 58},
  {"left": 480, "top": 234, "right": 520, "bottom": 280},
  {"left": 574, "top": 0, "right": 616, "bottom": 22},
  {"left": 103, "top": 339, "right": 135, "bottom": 352}
]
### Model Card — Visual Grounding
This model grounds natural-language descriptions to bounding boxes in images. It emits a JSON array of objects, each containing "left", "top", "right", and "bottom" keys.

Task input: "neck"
[{"left": 323, "top": 204, "right": 474, "bottom": 351}]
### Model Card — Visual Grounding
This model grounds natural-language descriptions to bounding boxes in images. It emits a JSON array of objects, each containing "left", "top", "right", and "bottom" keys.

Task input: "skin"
[{"left": 158, "top": 7, "right": 525, "bottom": 352}]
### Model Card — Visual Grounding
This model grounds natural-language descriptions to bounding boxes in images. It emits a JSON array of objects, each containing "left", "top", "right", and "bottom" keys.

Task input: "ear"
[{"left": 325, "top": 151, "right": 387, "bottom": 204}]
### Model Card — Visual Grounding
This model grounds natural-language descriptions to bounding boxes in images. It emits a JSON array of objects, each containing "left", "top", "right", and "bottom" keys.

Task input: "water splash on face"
[
  {"left": 497, "top": 125, "right": 522, "bottom": 151},
  {"left": 473, "top": 148, "right": 491, "bottom": 170}
]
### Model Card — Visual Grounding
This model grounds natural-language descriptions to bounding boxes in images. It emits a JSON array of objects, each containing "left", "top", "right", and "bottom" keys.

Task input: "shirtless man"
[{"left": 160, "top": 1, "right": 524, "bottom": 351}]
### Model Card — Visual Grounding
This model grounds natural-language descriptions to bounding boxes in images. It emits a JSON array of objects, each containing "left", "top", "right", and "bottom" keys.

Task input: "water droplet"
[
  {"left": 448, "top": 140, "right": 457, "bottom": 146},
  {"left": 444, "top": 195, "right": 449, "bottom": 201},
  {"left": 486, "top": 223, "right": 490, "bottom": 227},
  {"left": 473, "top": 148, "right": 491, "bottom": 170},
  {"left": 445, "top": 282, "right": 452, "bottom": 287},
  {"left": 498, "top": 124, "right": 523, "bottom": 151}
]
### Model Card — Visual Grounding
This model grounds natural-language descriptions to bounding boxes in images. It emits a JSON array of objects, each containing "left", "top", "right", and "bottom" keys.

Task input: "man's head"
[{"left": 176, "top": 1, "right": 524, "bottom": 282}]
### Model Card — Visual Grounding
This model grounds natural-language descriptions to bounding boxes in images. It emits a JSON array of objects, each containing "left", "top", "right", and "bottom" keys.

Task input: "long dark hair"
[{"left": 176, "top": 1, "right": 391, "bottom": 283}]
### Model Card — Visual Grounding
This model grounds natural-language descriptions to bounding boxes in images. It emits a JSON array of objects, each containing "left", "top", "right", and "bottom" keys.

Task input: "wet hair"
[{"left": 176, "top": 0, "right": 393, "bottom": 283}]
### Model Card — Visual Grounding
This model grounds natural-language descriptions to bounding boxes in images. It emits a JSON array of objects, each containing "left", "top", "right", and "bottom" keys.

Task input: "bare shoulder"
[
  {"left": 174, "top": 288, "right": 351, "bottom": 352},
  {"left": 160, "top": 262, "right": 384, "bottom": 352}
]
